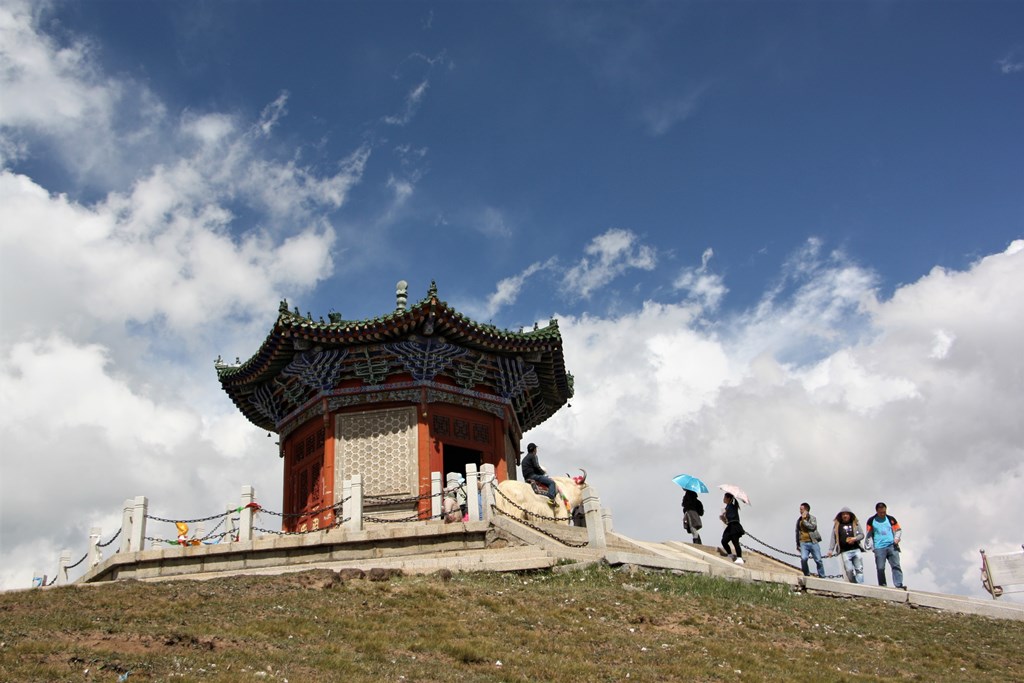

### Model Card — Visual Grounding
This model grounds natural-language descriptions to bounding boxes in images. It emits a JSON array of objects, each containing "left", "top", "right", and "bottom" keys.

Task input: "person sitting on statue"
[{"left": 520, "top": 443, "right": 558, "bottom": 506}]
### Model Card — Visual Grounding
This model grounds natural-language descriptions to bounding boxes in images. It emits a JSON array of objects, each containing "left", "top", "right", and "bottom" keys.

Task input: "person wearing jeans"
[
  {"left": 795, "top": 502, "right": 825, "bottom": 578},
  {"left": 865, "top": 502, "right": 904, "bottom": 589},
  {"left": 827, "top": 507, "right": 865, "bottom": 584}
]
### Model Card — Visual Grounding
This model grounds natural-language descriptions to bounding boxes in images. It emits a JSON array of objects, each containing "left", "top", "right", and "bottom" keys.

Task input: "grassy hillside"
[{"left": 1, "top": 565, "right": 1021, "bottom": 682}]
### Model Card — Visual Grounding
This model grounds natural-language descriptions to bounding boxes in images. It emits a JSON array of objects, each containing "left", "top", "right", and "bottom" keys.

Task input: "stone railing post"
[
  {"left": 88, "top": 527, "right": 102, "bottom": 567},
  {"left": 345, "top": 475, "right": 363, "bottom": 531},
  {"left": 480, "top": 464, "right": 496, "bottom": 522},
  {"left": 465, "top": 463, "right": 480, "bottom": 521},
  {"left": 238, "top": 485, "right": 255, "bottom": 542},
  {"left": 582, "top": 487, "right": 607, "bottom": 550},
  {"left": 225, "top": 502, "right": 238, "bottom": 542},
  {"left": 120, "top": 498, "right": 133, "bottom": 553},
  {"left": 57, "top": 549, "right": 71, "bottom": 586},
  {"left": 602, "top": 507, "right": 614, "bottom": 533},
  {"left": 129, "top": 496, "right": 148, "bottom": 552},
  {"left": 430, "top": 471, "right": 442, "bottom": 520}
]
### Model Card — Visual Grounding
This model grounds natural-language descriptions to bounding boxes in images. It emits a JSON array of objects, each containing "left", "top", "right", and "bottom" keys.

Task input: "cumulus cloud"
[
  {"left": 465, "top": 258, "right": 559, "bottom": 320},
  {"left": 562, "top": 228, "right": 657, "bottom": 299},
  {"left": 0, "top": 3, "right": 367, "bottom": 588},
  {"left": 531, "top": 240, "right": 1024, "bottom": 600},
  {"left": 674, "top": 247, "right": 728, "bottom": 311}
]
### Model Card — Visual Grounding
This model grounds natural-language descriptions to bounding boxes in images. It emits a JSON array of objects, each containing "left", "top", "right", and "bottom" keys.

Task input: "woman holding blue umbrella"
[{"left": 673, "top": 474, "right": 708, "bottom": 545}]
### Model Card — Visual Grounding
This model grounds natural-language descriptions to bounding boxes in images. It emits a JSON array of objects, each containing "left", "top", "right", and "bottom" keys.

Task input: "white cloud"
[
  {"left": 0, "top": 0, "right": 118, "bottom": 133},
  {"left": 674, "top": 247, "right": 728, "bottom": 311},
  {"left": 384, "top": 79, "right": 430, "bottom": 126},
  {"left": 562, "top": 228, "right": 657, "bottom": 299},
  {"left": 530, "top": 239, "right": 1024, "bottom": 600},
  {"left": 0, "top": 2, "right": 369, "bottom": 589},
  {"left": 468, "top": 258, "right": 558, "bottom": 320},
  {"left": 996, "top": 47, "right": 1024, "bottom": 74},
  {"left": 641, "top": 85, "right": 708, "bottom": 136}
]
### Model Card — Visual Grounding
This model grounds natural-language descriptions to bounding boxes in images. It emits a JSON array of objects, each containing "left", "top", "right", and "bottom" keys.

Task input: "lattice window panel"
[{"left": 336, "top": 407, "right": 417, "bottom": 497}]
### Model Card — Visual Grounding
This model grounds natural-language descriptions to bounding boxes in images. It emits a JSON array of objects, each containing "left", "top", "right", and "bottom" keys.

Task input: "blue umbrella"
[{"left": 672, "top": 473, "right": 709, "bottom": 494}]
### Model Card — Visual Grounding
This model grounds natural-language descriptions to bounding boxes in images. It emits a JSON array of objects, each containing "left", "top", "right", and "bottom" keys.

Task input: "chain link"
[
  {"left": 95, "top": 527, "right": 122, "bottom": 548},
  {"left": 490, "top": 481, "right": 569, "bottom": 524},
  {"left": 146, "top": 509, "right": 237, "bottom": 524},
  {"left": 490, "top": 504, "right": 589, "bottom": 548},
  {"left": 64, "top": 552, "right": 89, "bottom": 570},
  {"left": 741, "top": 533, "right": 845, "bottom": 580}
]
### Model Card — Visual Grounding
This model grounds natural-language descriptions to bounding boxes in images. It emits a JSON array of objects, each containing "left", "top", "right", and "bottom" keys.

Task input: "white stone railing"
[{"left": 33, "top": 463, "right": 509, "bottom": 587}]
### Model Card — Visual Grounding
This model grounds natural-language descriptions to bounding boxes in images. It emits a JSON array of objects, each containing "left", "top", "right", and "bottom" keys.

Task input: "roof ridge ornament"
[
  {"left": 428, "top": 280, "right": 438, "bottom": 299},
  {"left": 396, "top": 280, "right": 408, "bottom": 312}
]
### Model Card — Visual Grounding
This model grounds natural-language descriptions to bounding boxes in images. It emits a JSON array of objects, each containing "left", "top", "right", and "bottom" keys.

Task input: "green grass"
[{"left": 0, "top": 566, "right": 1021, "bottom": 682}]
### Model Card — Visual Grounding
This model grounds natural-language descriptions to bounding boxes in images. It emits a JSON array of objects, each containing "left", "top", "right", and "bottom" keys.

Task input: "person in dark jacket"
[
  {"left": 520, "top": 443, "right": 557, "bottom": 505},
  {"left": 719, "top": 493, "right": 745, "bottom": 565},
  {"left": 682, "top": 490, "right": 704, "bottom": 544}
]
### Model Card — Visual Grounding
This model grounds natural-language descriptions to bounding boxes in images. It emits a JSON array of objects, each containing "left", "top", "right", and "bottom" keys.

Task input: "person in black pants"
[
  {"left": 719, "top": 493, "right": 745, "bottom": 565},
  {"left": 519, "top": 443, "right": 557, "bottom": 505}
]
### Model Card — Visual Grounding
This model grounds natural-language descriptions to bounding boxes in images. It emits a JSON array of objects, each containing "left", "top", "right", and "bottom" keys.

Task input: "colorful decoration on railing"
[{"left": 175, "top": 522, "right": 200, "bottom": 547}]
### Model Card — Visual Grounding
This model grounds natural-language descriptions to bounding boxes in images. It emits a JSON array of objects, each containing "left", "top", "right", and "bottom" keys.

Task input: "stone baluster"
[
  {"left": 465, "top": 463, "right": 480, "bottom": 522},
  {"left": 582, "top": 486, "right": 607, "bottom": 550},
  {"left": 430, "top": 471, "right": 442, "bottom": 520},
  {"left": 129, "top": 496, "right": 148, "bottom": 552},
  {"left": 120, "top": 499, "right": 133, "bottom": 553},
  {"left": 88, "top": 527, "right": 102, "bottom": 567},
  {"left": 57, "top": 549, "right": 71, "bottom": 586},
  {"left": 238, "top": 485, "right": 255, "bottom": 542},
  {"left": 345, "top": 475, "right": 363, "bottom": 531},
  {"left": 480, "top": 464, "right": 496, "bottom": 522}
]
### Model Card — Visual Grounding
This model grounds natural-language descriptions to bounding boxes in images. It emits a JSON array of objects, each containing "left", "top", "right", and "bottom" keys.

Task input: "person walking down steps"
[{"left": 682, "top": 489, "right": 704, "bottom": 544}]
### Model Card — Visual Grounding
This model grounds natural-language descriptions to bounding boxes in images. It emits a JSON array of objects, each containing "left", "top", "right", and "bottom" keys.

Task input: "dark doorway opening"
[{"left": 443, "top": 444, "right": 482, "bottom": 480}]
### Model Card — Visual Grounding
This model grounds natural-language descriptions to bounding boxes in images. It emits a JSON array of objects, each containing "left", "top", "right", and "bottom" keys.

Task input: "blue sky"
[{"left": 1, "top": 0, "right": 1022, "bottom": 597}]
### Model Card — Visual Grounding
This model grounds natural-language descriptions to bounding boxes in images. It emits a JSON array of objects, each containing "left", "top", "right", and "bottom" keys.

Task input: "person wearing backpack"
[
  {"left": 682, "top": 490, "right": 704, "bottom": 544},
  {"left": 865, "top": 502, "right": 904, "bottom": 589}
]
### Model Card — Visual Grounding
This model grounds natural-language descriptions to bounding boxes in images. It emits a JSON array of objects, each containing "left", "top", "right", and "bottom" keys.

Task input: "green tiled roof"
[{"left": 216, "top": 287, "right": 572, "bottom": 434}]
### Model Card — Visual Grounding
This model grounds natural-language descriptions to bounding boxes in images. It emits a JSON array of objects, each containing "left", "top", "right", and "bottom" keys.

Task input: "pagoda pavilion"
[{"left": 216, "top": 281, "right": 573, "bottom": 532}]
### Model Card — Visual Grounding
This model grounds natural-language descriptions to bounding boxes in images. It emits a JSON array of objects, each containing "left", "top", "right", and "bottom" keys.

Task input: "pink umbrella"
[{"left": 718, "top": 484, "right": 750, "bottom": 505}]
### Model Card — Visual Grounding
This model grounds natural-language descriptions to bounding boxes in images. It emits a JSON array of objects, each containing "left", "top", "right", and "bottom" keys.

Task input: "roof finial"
[
  {"left": 428, "top": 280, "right": 438, "bottom": 298},
  {"left": 396, "top": 280, "right": 408, "bottom": 312},
  {"left": 279, "top": 299, "right": 289, "bottom": 314}
]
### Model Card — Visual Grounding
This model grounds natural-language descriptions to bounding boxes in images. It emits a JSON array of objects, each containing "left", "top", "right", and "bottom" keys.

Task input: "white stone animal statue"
[{"left": 494, "top": 469, "right": 587, "bottom": 524}]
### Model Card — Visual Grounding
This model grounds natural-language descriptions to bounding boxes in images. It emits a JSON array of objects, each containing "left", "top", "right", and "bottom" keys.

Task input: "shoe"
[
  {"left": 547, "top": 498, "right": 557, "bottom": 507},
  {"left": 734, "top": 558, "right": 745, "bottom": 565},
  {"left": 898, "top": 585, "right": 907, "bottom": 591}
]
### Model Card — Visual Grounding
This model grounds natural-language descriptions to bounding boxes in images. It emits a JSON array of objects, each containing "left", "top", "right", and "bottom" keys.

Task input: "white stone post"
[
  {"left": 582, "top": 487, "right": 607, "bottom": 550},
  {"left": 465, "top": 463, "right": 480, "bottom": 522},
  {"left": 345, "top": 475, "right": 363, "bottom": 531},
  {"left": 430, "top": 471, "right": 442, "bottom": 520},
  {"left": 238, "top": 485, "right": 255, "bottom": 542},
  {"left": 480, "top": 464, "right": 496, "bottom": 522},
  {"left": 31, "top": 570, "right": 46, "bottom": 588},
  {"left": 57, "top": 549, "right": 71, "bottom": 586},
  {"left": 129, "top": 496, "right": 148, "bottom": 552},
  {"left": 602, "top": 507, "right": 614, "bottom": 533},
  {"left": 120, "top": 499, "right": 133, "bottom": 553},
  {"left": 88, "top": 527, "right": 102, "bottom": 567}
]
